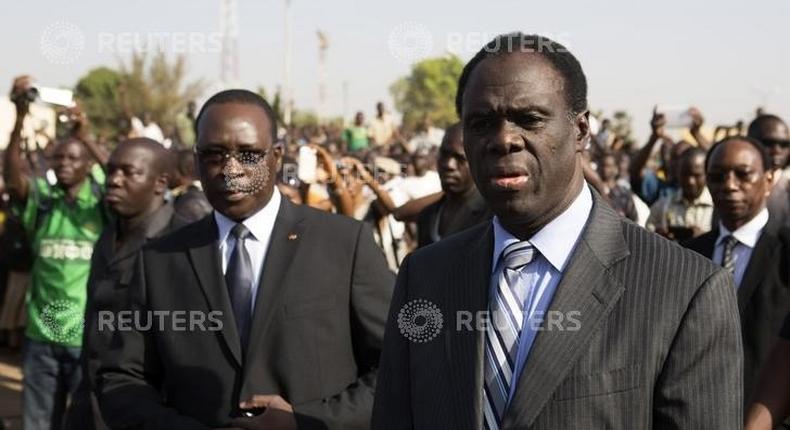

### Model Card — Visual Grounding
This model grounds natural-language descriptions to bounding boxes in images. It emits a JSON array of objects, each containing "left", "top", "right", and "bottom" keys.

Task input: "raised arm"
[
  {"left": 4, "top": 76, "right": 32, "bottom": 203},
  {"left": 688, "top": 107, "right": 710, "bottom": 151},
  {"left": 630, "top": 107, "right": 666, "bottom": 193}
]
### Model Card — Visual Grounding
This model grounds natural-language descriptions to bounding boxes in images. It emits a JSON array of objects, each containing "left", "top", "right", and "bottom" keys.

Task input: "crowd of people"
[{"left": 0, "top": 31, "right": 788, "bottom": 430}]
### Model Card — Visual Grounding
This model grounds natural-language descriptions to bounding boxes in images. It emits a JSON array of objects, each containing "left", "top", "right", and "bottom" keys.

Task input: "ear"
[
  {"left": 764, "top": 169, "right": 774, "bottom": 197},
  {"left": 574, "top": 110, "right": 591, "bottom": 153},
  {"left": 154, "top": 173, "right": 170, "bottom": 195},
  {"left": 272, "top": 143, "right": 284, "bottom": 172}
]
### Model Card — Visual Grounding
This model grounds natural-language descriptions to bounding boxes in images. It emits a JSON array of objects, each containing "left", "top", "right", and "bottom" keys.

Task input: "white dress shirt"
[
  {"left": 712, "top": 207, "right": 768, "bottom": 288},
  {"left": 214, "top": 188, "right": 282, "bottom": 313},
  {"left": 490, "top": 182, "right": 593, "bottom": 400}
]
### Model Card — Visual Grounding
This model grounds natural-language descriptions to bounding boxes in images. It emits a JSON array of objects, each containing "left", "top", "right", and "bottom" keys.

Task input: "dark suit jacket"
[
  {"left": 372, "top": 189, "right": 743, "bottom": 429},
  {"left": 66, "top": 202, "right": 186, "bottom": 430},
  {"left": 684, "top": 222, "right": 790, "bottom": 404},
  {"left": 97, "top": 198, "right": 395, "bottom": 429},
  {"left": 416, "top": 190, "right": 491, "bottom": 249},
  {"left": 766, "top": 174, "right": 790, "bottom": 230}
]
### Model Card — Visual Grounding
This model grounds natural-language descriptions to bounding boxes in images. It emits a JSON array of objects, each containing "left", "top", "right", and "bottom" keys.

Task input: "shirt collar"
[
  {"left": 492, "top": 183, "right": 593, "bottom": 272},
  {"left": 672, "top": 187, "right": 713, "bottom": 206},
  {"left": 214, "top": 187, "right": 282, "bottom": 244},
  {"left": 716, "top": 207, "right": 769, "bottom": 249}
]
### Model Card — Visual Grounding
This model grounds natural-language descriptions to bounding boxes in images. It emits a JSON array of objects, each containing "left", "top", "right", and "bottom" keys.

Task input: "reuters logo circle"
[
  {"left": 397, "top": 299, "right": 443, "bottom": 343},
  {"left": 40, "top": 299, "right": 84, "bottom": 344},
  {"left": 40, "top": 21, "right": 85, "bottom": 65},
  {"left": 388, "top": 21, "right": 433, "bottom": 65}
]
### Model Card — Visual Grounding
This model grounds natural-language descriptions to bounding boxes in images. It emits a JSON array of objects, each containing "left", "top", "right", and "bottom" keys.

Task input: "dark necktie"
[{"left": 226, "top": 223, "right": 253, "bottom": 351}]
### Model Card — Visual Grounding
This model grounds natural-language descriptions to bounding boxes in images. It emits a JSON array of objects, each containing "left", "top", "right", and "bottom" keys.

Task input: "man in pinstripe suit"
[{"left": 371, "top": 33, "right": 743, "bottom": 429}]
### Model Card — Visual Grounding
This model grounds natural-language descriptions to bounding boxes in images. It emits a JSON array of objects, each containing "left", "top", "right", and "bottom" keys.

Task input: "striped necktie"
[
  {"left": 483, "top": 241, "right": 537, "bottom": 429},
  {"left": 721, "top": 235, "right": 738, "bottom": 276}
]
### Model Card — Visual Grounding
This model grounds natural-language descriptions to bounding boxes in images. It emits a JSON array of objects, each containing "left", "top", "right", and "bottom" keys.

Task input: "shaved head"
[{"left": 116, "top": 138, "right": 171, "bottom": 176}]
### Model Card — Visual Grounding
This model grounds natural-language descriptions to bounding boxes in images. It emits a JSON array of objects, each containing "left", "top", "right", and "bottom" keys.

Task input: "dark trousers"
[{"left": 22, "top": 338, "right": 81, "bottom": 430}]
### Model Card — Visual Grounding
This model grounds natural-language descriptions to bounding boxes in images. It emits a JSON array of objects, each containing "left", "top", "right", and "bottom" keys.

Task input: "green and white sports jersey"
[{"left": 17, "top": 171, "right": 106, "bottom": 347}]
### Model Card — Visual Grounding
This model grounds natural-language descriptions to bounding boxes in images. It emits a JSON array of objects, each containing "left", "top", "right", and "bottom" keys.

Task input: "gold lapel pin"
[{"left": 288, "top": 233, "right": 298, "bottom": 241}]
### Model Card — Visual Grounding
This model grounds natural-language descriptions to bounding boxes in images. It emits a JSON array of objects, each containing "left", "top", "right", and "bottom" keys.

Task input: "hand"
[
  {"left": 309, "top": 144, "right": 339, "bottom": 182},
  {"left": 232, "top": 395, "right": 297, "bottom": 430},
  {"left": 343, "top": 157, "right": 374, "bottom": 184},
  {"left": 688, "top": 106, "right": 704, "bottom": 132},
  {"left": 64, "top": 101, "right": 90, "bottom": 137},
  {"left": 10, "top": 75, "right": 32, "bottom": 117},
  {"left": 650, "top": 106, "right": 667, "bottom": 139}
]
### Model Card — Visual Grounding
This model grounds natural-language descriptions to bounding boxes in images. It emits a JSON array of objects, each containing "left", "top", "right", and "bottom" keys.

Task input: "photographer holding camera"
[{"left": 4, "top": 75, "right": 106, "bottom": 430}]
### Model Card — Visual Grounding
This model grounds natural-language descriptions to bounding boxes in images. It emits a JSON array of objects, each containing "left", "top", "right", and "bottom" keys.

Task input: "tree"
[
  {"left": 257, "top": 86, "right": 284, "bottom": 126},
  {"left": 74, "top": 53, "right": 205, "bottom": 141},
  {"left": 117, "top": 52, "right": 205, "bottom": 132},
  {"left": 390, "top": 54, "right": 464, "bottom": 131},
  {"left": 74, "top": 67, "right": 124, "bottom": 139}
]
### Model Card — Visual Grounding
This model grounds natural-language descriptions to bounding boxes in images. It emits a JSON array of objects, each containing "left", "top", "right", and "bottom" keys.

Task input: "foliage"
[{"left": 390, "top": 54, "right": 464, "bottom": 131}]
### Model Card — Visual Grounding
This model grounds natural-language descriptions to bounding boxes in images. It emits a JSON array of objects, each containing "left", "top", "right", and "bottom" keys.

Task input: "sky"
[{"left": 2, "top": 0, "right": 789, "bottom": 141}]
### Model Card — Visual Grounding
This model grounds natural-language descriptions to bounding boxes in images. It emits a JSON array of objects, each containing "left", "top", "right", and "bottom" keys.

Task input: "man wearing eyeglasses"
[
  {"left": 684, "top": 136, "right": 790, "bottom": 407},
  {"left": 747, "top": 114, "right": 790, "bottom": 230},
  {"left": 96, "top": 89, "right": 394, "bottom": 430}
]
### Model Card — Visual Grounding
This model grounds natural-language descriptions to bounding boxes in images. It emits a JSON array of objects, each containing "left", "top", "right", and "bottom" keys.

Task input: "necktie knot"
[
  {"left": 231, "top": 223, "right": 251, "bottom": 241},
  {"left": 502, "top": 241, "right": 536, "bottom": 271}
]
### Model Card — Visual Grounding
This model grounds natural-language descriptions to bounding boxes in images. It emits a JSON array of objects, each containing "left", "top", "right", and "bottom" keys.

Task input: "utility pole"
[
  {"left": 317, "top": 30, "right": 328, "bottom": 124},
  {"left": 283, "top": 0, "right": 293, "bottom": 126},
  {"left": 219, "top": 0, "right": 239, "bottom": 87}
]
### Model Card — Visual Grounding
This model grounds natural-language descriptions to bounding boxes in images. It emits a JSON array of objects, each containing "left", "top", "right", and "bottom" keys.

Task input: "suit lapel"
[
  {"left": 187, "top": 214, "right": 243, "bottom": 367},
  {"left": 242, "top": 198, "right": 305, "bottom": 368},
  {"left": 502, "top": 193, "right": 630, "bottom": 429},
  {"left": 444, "top": 223, "right": 492, "bottom": 429},
  {"left": 737, "top": 228, "right": 777, "bottom": 313}
]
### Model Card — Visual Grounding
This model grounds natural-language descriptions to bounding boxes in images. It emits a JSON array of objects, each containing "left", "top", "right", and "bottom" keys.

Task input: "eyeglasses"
[
  {"left": 706, "top": 169, "right": 762, "bottom": 185},
  {"left": 195, "top": 148, "right": 269, "bottom": 166},
  {"left": 761, "top": 138, "right": 790, "bottom": 149}
]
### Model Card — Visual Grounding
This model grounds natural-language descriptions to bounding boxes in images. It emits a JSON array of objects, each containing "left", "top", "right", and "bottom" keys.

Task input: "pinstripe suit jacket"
[{"left": 372, "top": 190, "right": 743, "bottom": 429}]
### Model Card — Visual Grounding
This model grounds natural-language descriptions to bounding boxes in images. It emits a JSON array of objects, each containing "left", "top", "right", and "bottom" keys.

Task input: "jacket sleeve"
[
  {"left": 96, "top": 250, "right": 211, "bottom": 430},
  {"left": 653, "top": 267, "right": 743, "bottom": 428},
  {"left": 293, "top": 222, "right": 396, "bottom": 429},
  {"left": 370, "top": 253, "right": 414, "bottom": 430}
]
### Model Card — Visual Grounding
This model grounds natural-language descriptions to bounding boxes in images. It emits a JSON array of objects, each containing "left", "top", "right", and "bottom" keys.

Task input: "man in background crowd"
[
  {"left": 5, "top": 76, "right": 108, "bottom": 429},
  {"left": 647, "top": 147, "right": 713, "bottom": 240},
  {"left": 344, "top": 111, "right": 370, "bottom": 152},
  {"left": 597, "top": 150, "right": 638, "bottom": 222},
  {"left": 65, "top": 138, "right": 185, "bottom": 430},
  {"left": 748, "top": 114, "right": 790, "bottom": 229},
  {"left": 368, "top": 102, "right": 396, "bottom": 149},
  {"left": 414, "top": 122, "right": 490, "bottom": 247},
  {"left": 684, "top": 137, "right": 790, "bottom": 405}
]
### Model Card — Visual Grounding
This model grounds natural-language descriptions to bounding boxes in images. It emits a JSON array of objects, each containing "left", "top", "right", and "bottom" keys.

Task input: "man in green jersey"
[
  {"left": 343, "top": 111, "right": 370, "bottom": 152},
  {"left": 5, "top": 76, "right": 107, "bottom": 430}
]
